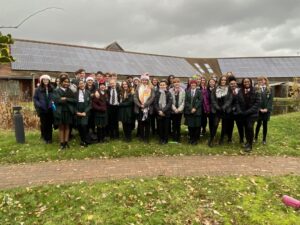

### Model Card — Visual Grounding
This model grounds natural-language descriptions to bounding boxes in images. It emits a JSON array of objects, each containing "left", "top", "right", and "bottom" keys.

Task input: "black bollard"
[{"left": 13, "top": 106, "right": 25, "bottom": 143}]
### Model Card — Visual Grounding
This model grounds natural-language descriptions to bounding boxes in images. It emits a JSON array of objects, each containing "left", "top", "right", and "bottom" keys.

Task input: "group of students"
[{"left": 33, "top": 69, "right": 273, "bottom": 152}]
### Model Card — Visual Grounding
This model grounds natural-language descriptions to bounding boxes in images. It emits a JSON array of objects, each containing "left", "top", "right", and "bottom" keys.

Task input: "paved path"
[{"left": 1, "top": 155, "right": 300, "bottom": 190}]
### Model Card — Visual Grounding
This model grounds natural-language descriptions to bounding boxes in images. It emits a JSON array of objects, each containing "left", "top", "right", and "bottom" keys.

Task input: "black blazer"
[
  {"left": 154, "top": 90, "right": 173, "bottom": 117},
  {"left": 184, "top": 89, "right": 202, "bottom": 116},
  {"left": 236, "top": 88, "right": 260, "bottom": 119}
]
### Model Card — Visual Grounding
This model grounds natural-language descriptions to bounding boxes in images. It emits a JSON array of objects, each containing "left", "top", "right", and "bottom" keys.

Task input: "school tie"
[{"left": 112, "top": 89, "right": 115, "bottom": 105}]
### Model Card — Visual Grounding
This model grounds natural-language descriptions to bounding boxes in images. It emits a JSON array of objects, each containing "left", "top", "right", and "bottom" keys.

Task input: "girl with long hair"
[{"left": 53, "top": 76, "right": 76, "bottom": 150}]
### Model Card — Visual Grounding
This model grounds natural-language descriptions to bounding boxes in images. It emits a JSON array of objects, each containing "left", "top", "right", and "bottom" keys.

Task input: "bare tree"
[{"left": 0, "top": 7, "right": 64, "bottom": 29}]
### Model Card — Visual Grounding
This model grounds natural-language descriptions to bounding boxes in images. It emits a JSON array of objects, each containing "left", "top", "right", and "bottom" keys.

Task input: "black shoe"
[
  {"left": 253, "top": 138, "right": 258, "bottom": 143},
  {"left": 64, "top": 142, "right": 70, "bottom": 149},
  {"left": 244, "top": 143, "right": 252, "bottom": 152},
  {"left": 60, "top": 143, "right": 65, "bottom": 150},
  {"left": 219, "top": 139, "right": 224, "bottom": 145},
  {"left": 208, "top": 139, "right": 213, "bottom": 147},
  {"left": 239, "top": 139, "right": 244, "bottom": 144}
]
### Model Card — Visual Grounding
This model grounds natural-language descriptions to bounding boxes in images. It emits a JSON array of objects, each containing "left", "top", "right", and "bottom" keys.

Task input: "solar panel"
[
  {"left": 11, "top": 40, "right": 198, "bottom": 77},
  {"left": 218, "top": 57, "right": 300, "bottom": 78}
]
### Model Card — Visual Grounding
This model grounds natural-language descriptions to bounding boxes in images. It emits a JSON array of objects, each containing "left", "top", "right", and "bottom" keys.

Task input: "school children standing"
[
  {"left": 154, "top": 80, "right": 173, "bottom": 144},
  {"left": 107, "top": 79, "right": 121, "bottom": 139},
  {"left": 184, "top": 79, "right": 202, "bottom": 145},
  {"left": 33, "top": 74, "right": 54, "bottom": 144},
  {"left": 92, "top": 81, "right": 108, "bottom": 143},
  {"left": 119, "top": 81, "right": 134, "bottom": 142},
  {"left": 169, "top": 78, "right": 185, "bottom": 143},
  {"left": 53, "top": 76, "right": 76, "bottom": 150},
  {"left": 228, "top": 76, "right": 244, "bottom": 144},
  {"left": 255, "top": 76, "right": 273, "bottom": 144},
  {"left": 75, "top": 80, "right": 91, "bottom": 147},
  {"left": 209, "top": 75, "right": 233, "bottom": 147},
  {"left": 134, "top": 73, "right": 155, "bottom": 143},
  {"left": 236, "top": 78, "right": 260, "bottom": 152}
]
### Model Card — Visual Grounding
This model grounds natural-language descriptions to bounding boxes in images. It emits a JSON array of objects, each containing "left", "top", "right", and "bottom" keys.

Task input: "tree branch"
[{"left": 0, "top": 7, "right": 64, "bottom": 29}]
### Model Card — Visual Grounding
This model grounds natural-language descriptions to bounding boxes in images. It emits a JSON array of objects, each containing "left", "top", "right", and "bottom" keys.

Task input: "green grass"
[
  {"left": 0, "top": 112, "right": 300, "bottom": 164},
  {"left": 0, "top": 176, "right": 300, "bottom": 224}
]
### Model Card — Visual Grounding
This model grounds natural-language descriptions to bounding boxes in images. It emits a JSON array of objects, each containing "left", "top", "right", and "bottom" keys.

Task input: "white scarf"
[
  {"left": 216, "top": 86, "right": 228, "bottom": 98},
  {"left": 159, "top": 90, "right": 166, "bottom": 110}
]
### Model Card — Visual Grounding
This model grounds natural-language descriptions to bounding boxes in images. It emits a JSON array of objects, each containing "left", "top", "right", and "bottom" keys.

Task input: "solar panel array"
[
  {"left": 218, "top": 57, "right": 300, "bottom": 78},
  {"left": 11, "top": 40, "right": 198, "bottom": 77}
]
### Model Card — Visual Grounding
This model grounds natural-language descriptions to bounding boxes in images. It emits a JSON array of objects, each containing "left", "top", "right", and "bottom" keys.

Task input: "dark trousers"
[
  {"left": 88, "top": 109, "right": 96, "bottom": 134},
  {"left": 227, "top": 116, "right": 244, "bottom": 142},
  {"left": 96, "top": 126, "right": 106, "bottom": 142},
  {"left": 244, "top": 118, "right": 255, "bottom": 146},
  {"left": 157, "top": 117, "right": 170, "bottom": 143},
  {"left": 78, "top": 124, "right": 88, "bottom": 143},
  {"left": 210, "top": 113, "right": 231, "bottom": 142},
  {"left": 201, "top": 112, "right": 208, "bottom": 134},
  {"left": 39, "top": 111, "right": 53, "bottom": 142},
  {"left": 122, "top": 122, "right": 132, "bottom": 141},
  {"left": 188, "top": 127, "right": 200, "bottom": 144},
  {"left": 150, "top": 113, "right": 158, "bottom": 135},
  {"left": 108, "top": 105, "right": 119, "bottom": 139},
  {"left": 255, "top": 118, "right": 268, "bottom": 141},
  {"left": 139, "top": 119, "right": 150, "bottom": 142},
  {"left": 171, "top": 113, "right": 182, "bottom": 142}
]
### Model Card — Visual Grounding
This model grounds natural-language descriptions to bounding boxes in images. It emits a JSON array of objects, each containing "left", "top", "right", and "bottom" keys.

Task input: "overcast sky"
[{"left": 1, "top": 0, "right": 300, "bottom": 57}]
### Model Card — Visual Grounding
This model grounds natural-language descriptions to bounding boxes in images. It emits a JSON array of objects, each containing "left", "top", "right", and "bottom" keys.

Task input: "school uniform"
[
  {"left": 75, "top": 89, "right": 91, "bottom": 146},
  {"left": 150, "top": 86, "right": 159, "bottom": 135},
  {"left": 86, "top": 84, "right": 97, "bottom": 135},
  {"left": 228, "top": 88, "right": 244, "bottom": 143},
  {"left": 184, "top": 88, "right": 202, "bottom": 145},
  {"left": 119, "top": 93, "right": 134, "bottom": 141},
  {"left": 107, "top": 86, "right": 121, "bottom": 139},
  {"left": 255, "top": 86, "right": 273, "bottom": 143},
  {"left": 52, "top": 87, "right": 76, "bottom": 126},
  {"left": 133, "top": 85, "right": 155, "bottom": 142},
  {"left": 210, "top": 86, "right": 233, "bottom": 145},
  {"left": 200, "top": 86, "right": 211, "bottom": 136},
  {"left": 33, "top": 85, "right": 54, "bottom": 143},
  {"left": 154, "top": 90, "right": 173, "bottom": 144},
  {"left": 92, "top": 91, "right": 108, "bottom": 142},
  {"left": 169, "top": 87, "right": 185, "bottom": 142},
  {"left": 236, "top": 87, "right": 260, "bottom": 151}
]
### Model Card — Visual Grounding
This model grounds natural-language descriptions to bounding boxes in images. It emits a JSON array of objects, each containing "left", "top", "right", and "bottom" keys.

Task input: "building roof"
[
  {"left": 218, "top": 57, "right": 300, "bottom": 78},
  {"left": 10, "top": 39, "right": 198, "bottom": 77}
]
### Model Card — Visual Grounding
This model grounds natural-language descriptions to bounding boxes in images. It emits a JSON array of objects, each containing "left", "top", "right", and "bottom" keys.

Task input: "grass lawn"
[
  {"left": 0, "top": 176, "right": 300, "bottom": 225},
  {"left": 0, "top": 112, "right": 300, "bottom": 164}
]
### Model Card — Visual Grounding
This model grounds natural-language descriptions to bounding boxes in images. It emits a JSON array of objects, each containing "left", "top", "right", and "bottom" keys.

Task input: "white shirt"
[
  {"left": 110, "top": 88, "right": 119, "bottom": 105},
  {"left": 78, "top": 90, "right": 85, "bottom": 103}
]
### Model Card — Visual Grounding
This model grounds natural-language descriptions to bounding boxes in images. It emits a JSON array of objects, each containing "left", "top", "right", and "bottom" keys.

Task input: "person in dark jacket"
[
  {"left": 53, "top": 76, "right": 76, "bottom": 150},
  {"left": 206, "top": 78, "right": 217, "bottom": 141},
  {"left": 199, "top": 77, "right": 210, "bottom": 136},
  {"left": 255, "top": 76, "right": 273, "bottom": 144},
  {"left": 92, "top": 81, "right": 108, "bottom": 143},
  {"left": 107, "top": 79, "right": 121, "bottom": 139},
  {"left": 154, "top": 80, "right": 173, "bottom": 144},
  {"left": 119, "top": 81, "right": 134, "bottom": 142},
  {"left": 184, "top": 79, "right": 203, "bottom": 145},
  {"left": 236, "top": 78, "right": 260, "bottom": 152},
  {"left": 150, "top": 77, "right": 159, "bottom": 135},
  {"left": 33, "top": 74, "right": 54, "bottom": 144},
  {"left": 209, "top": 75, "right": 233, "bottom": 147},
  {"left": 85, "top": 76, "right": 97, "bottom": 138},
  {"left": 133, "top": 73, "right": 155, "bottom": 143},
  {"left": 169, "top": 78, "right": 185, "bottom": 143},
  {"left": 75, "top": 80, "right": 91, "bottom": 147},
  {"left": 227, "top": 75, "right": 244, "bottom": 144}
]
